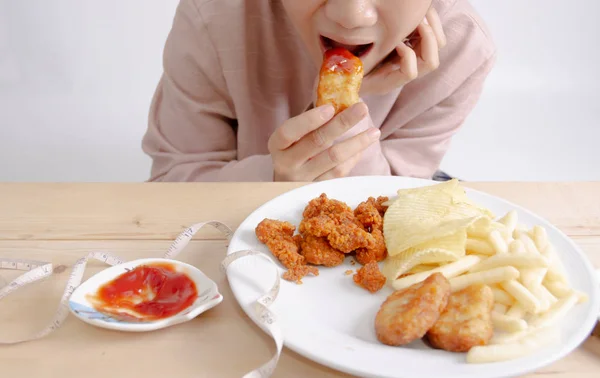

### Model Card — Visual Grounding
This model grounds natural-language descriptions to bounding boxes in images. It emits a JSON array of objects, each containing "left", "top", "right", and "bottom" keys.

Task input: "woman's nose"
[{"left": 324, "top": 0, "right": 378, "bottom": 29}]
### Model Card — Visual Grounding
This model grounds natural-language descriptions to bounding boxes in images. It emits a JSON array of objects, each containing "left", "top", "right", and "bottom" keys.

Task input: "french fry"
[
  {"left": 497, "top": 210, "right": 518, "bottom": 241},
  {"left": 520, "top": 267, "right": 547, "bottom": 288},
  {"left": 505, "top": 303, "right": 526, "bottom": 319},
  {"left": 528, "top": 292, "right": 579, "bottom": 329},
  {"left": 392, "top": 255, "right": 481, "bottom": 290},
  {"left": 492, "top": 286, "right": 515, "bottom": 306},
  {"left": 450, "top": 266, "right": 520, "bottom": 292},
  {"left": 466, "top": 238, "right": 495, "bottom": 256},
  {"left": 468, "top": 254, "right": 548, "bottom": 274},
  {"left": 467, "top": 217, "right": 493, "bottom": 238},
  {"left": 491, "top": 311, "right": 528, "bottom": 333},
  {"left": 488, "top": 229, "right": 508, "bottom": 254},
  {"left": 467, "top": 327, "right": 560, "bottom": 363},
  {"left": 543, "top": 278, "right": 571, "bottom": 298},
  {"left": 540, "top": 244, "right": 569, "bottom": 283},
  {"left": 500, "top": 280, "right": 541, "bottom": 314},
  {"left": 517, "top": 233, "right": 539, "bottom": 255},
  {"left": 532, "top": 225, "right": 549, "bottom": 252},
  {"left": 508, "top": 239, "right": 526, "bottom": 255},
  {"left": 493, "top": 303, "right": 508, "bottom": 314}
]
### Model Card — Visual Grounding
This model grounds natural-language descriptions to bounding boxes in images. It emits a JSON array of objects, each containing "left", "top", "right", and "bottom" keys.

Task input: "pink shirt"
[{"left": 141, "top": 0, "right": 496, "bottom": 182}]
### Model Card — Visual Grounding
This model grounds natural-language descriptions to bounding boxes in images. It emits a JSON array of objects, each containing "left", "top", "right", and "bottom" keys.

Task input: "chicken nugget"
[
  {"left": 300, "top": 234, "right": 345, "bottom": 267},
  {"left": 299, "top": 214, "right": 336, "bottom": 237},
  {"left": 375, "top": 273, "right": 450, "bottom": 346},
  {"left": 426, "top": 283, "right": 494, "bottom": 352},
  {"left": 316, "top": 47, "right": 364, "bottom": 115}
]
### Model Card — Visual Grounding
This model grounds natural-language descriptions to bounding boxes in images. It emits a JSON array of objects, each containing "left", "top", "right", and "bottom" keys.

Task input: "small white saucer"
[{"left": 69, "top": 258, "right": 222, "bottom": 332}]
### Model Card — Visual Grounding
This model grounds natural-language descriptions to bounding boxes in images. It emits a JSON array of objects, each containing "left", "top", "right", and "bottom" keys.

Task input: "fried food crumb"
[
  {"left": 426, "top": 284, "right": 494, "bottom": 352},
  {"left": 350, "top": 260, "right": 356, "bottom": 266},
  {"left": 345, "top": 270, "right": 354, "bottom": 276},
  {"left": 375, "top": 273, "right": 451, "bottom": 346},
  {"left": 353, "top": 261, "right": 386, "bottom": 293},
  {"left": 282, "top": 265, "right": 320, "bottom": 285}
]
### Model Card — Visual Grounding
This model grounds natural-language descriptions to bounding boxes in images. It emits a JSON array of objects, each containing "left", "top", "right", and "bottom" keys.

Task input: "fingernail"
[
  {"left": 368, "top": 128, "right": 381, "bottom": 140},
  {"left": 319, "top": 105, "right": 335, "bottom": 120}
]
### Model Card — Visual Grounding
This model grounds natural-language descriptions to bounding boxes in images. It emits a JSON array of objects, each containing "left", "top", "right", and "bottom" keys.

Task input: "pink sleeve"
[
  {"left": 141, "top": 0, "right": 274, "bottom": 182},
  {"left": 380, "top": 54, "right": 496, "bottom": 178}
]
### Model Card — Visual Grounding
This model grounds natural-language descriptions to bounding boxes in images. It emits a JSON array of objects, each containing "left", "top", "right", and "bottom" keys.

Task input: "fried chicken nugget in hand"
[
  {"left": 375, "top": 273, "right": 450, "bottom": 346},
  {"left": 426, "top": 284, "right": 494, "bottom": 352},
  {"left": 316, "top": 47, "right": 364, "bottom": 115}
]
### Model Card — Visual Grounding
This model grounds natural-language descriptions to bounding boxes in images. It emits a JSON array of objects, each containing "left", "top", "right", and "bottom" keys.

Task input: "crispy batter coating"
[
  {"left": 355, "top": 229, "right": 387, "bottom": 265},
  {"left": 327, "top": 222, "right": 374, "bottom": 253},
  {"left": 354, "top": 197, "right": 384, "bottom": 232},
  {"left": 375, "top": 273, "right": 451, "bottom": 346},
  {"left": 302, "top": 193, "right": 353, "bottom": 219},
  {"left": 282, "top": 265, "right": 320, "bottom": 284},
  {"left": 300, "top": 235, "right": 346, "bottom": 267},
  {"left": 373, "top": 196, "right": 389, "bottom": 216},
  {"left": 353, "top": 261, "right": 386, "bottom": 293},
  {"left": 255, "top": 219, "right": 304, "bottom": 269},
  {"left": 426, "top": 284, "right": 494, "bottom": 352},
  {"left": 299, "top": 214, "right": 336, "bottom": 237}
]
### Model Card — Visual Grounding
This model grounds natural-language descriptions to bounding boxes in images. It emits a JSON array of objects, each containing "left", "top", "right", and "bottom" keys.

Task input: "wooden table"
[{"left": 1, "top": 182, "right": 599, "bottom": 378}]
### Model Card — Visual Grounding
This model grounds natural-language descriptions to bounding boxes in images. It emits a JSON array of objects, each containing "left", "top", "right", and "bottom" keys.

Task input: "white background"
[{"left": 0, "top": 0, "right": 598, "bottom": 182}]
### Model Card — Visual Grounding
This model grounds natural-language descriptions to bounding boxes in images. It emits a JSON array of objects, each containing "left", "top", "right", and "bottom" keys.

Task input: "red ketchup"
[
  {"left": 91, "top": 263, "right": 198, "bottom": 321},
  {"left": 321, "top": 47, "right": 363, "bottom": 75}
]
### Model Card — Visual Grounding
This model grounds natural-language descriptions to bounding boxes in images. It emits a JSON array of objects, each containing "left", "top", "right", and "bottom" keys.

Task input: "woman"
[{"left": 142, "top": 0, "right": 495, "bottom": 182}]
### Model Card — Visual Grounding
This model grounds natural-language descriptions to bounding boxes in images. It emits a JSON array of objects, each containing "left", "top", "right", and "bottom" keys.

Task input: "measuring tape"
[{"left": 0, "top": 220, "right": 282, "bottom": 378}]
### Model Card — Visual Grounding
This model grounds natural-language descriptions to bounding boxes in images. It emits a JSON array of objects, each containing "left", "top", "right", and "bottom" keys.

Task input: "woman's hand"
[
  {"left": 268, "top": 103, "right": 381, "bottom": 182},
  {"left": 360, "top": 8, "right": 447, "bottom": 96}
]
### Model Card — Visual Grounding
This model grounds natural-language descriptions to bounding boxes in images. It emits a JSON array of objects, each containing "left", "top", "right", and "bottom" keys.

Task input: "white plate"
[
  {"left": 69, "top": 258, "right": 223, "bottom": 332},
  {"left": 225, "top": 176, "right": 599, "bottom": 378}
]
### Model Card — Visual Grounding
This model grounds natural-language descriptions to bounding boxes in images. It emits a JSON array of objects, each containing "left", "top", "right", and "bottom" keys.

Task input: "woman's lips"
[{"left": 320, "top": 35, "right": 374, "bottom": 58}]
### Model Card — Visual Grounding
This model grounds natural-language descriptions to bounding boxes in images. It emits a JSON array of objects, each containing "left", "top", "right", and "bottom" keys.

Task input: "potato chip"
[{"left": 382, "top": 229, "right": 467, "bottom": 282}]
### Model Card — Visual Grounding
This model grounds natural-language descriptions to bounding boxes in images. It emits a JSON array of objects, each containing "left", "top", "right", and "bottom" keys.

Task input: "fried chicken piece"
[
  {"left": 299, "top": 214, "right": 336, "bottom": 237},
  {"left": 375, "top": 273, "right": 450, "bottom": 346},
  {"left": 300, "top": 234, "right": 345, "bottom": 267},
  {"left": 373, "top": 196, "right": 389, "bottom": 216},
  {"left": 353, "top": 261, "right": 386, "bottom": 293},
  {"left": 302, "top": 193, "right": 353, "bottom": 219},
  {"left": 355, "top": 229, "right": 388, "bottom": 265},
  {"left": 354, "top": 197, "right": 384, "bottom": 232},
  {"left": 255, "top": 219, "right": 304, "bottom": 269},
  {"left": 426, "top": 284, "right": 494, "bottom": 352},
  {"left": 327, "top": 221, "right": 374, "bottom": 253},
  {"left": 282, "top": 265, "right": 320, "bottom": 285}
]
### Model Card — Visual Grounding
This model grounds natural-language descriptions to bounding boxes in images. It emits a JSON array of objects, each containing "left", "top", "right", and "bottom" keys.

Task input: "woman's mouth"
[{"left": 320, "top": 35, "right": 374, "bottom": 58}]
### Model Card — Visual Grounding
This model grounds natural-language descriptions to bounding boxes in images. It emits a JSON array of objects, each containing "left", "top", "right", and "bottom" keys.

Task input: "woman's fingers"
[
  {"left": 304, "top": 127, "right": 380, "bottom": 179},
  {"left": 289, "top": 102, "right": 368, "bottom": 162},
  {"left": 268, "top": 105, "right": 335, "bottom": 151},
  {"left": 414, "top": 21, "right": 440, "bottom": 73},
  {"left": 314, "top": 151, "right": 364, "bottom": 182},
  {"left": 426, "top": 8, "right": 447, "bottom": 48}
]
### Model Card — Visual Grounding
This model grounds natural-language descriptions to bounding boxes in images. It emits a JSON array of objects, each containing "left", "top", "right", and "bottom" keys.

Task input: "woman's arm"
[{"left": 141, "top": 0, "right": 274, "bottom": 182}]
